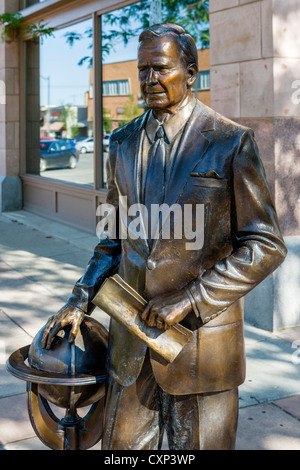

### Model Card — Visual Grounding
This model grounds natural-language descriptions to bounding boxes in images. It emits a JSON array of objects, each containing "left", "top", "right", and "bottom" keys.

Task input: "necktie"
[{"left": 144, "top": 125, "right": 166, "bottom": 243}]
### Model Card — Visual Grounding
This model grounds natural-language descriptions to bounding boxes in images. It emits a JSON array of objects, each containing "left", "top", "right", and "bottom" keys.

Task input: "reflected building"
[
  {"left": 86, "top": 48, "right": 210, "bottom": 131},
  {"left": 2, "top": 0, "right": 213, "bottom": 232},
  {"left": 40, "top": 105, "right": 89, "bottom": 139}
]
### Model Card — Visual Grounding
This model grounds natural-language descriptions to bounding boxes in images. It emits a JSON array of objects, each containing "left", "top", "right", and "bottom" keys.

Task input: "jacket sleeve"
[
  {"left": 186, "top": 129, "right": 287, "bottom": 324},
  {"left": 67, "top": 137, "right": 121, "bottom": 315}
]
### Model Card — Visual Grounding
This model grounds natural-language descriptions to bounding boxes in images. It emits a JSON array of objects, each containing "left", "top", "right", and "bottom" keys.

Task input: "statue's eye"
[{"left": 154, "top": 67, "right": 168, "bottom": 73}]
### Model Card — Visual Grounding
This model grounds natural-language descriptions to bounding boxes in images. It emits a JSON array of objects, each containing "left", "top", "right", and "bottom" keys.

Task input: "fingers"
[
  {"left": 155, "top": 318, "right": 165, "bottom": 330},
  {"left": 41, "top": 306, "right": 84, "bottom": 349},
  {"left": 149, "top": 310, "right": 160, "bottom": 328},
  {"left": 140, "top": 302, "right": 151, "bottom": 322},
  {"left": 44, "top": 320, "right": 63, "bottom": 350},
  {"left": 140, "top": 301, "right": 166, "bottom": 330},
  {"left": 141, "top": 290, "right": 193, "bottom": 330},
  {"left": 68, "top": 310, "right": 84, "bottom": 344},
  {"left": 140, "top": 301, "right": 157, "bottom": 327},
  {"left": 41, "top": 315, "right": 58, "bottom": 349}
]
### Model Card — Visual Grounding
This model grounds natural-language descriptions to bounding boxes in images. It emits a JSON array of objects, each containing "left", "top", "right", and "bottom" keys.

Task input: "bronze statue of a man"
[{"left": 42, "top": 24, "right": 287, "bottom": 450}]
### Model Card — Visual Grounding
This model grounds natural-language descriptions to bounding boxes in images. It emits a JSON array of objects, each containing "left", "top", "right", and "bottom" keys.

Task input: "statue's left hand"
[
  {"left": 140, "top": 289, "right": 192, "bottom": 330},
  {"left": 41, "top": 304, "right": 85, "bottom": 350}
]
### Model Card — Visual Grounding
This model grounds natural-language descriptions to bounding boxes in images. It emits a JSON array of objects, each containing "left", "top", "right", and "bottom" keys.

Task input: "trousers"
[{"left": 102, "top": 352, "right": 239, "bottom": 450}]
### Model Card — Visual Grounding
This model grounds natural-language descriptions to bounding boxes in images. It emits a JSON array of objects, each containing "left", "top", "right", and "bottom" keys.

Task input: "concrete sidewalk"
[{"left": 0, "top": 210, "right": 299, "bottom": 450}]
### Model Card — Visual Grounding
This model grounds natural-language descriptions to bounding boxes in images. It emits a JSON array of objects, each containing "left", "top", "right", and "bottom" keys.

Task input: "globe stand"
[
  {"left": 27, "top": 381, "right": 105, "bottom": 450},
  {"left": 6, "top": 316, "right": 108, "bottom": 451}
]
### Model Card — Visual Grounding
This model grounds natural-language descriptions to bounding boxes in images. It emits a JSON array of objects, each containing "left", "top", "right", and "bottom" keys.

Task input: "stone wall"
[
  {"left": 0, "top": 0, "right": 22, "bottom": 211},
  {"left": 209, "top": 0, "right": 300, "bottom": 330}
]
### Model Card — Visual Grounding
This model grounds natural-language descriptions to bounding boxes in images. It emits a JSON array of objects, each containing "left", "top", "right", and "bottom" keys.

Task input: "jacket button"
[{"left": 147, "top": 259, "right": 156, "bottom": 270}]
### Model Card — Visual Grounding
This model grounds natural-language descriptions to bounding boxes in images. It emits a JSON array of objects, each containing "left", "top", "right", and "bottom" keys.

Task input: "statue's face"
[{"left": 138, "top": 36, "right": 190, "bottom": 114}]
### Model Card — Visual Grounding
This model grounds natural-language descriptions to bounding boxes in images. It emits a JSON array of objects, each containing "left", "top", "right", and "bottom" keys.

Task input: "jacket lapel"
[
  {"left": 164, "top": 102, "right": 215, "bottom": 208},
  {"left": 149, "top": 102, "right": 215, "bottom": 253},
  {"left": 118, "top": 111, "right": 149, "bottom": 207},
  {"left": 118, "top": 111, "right": 151, "bottom": 254},
  {"left": 116, "top": 103, "right": 215, "bottom": 254}
]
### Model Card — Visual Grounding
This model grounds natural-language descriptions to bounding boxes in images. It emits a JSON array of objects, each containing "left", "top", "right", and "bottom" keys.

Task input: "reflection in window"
[
  {"left": 193, "top": 70, "right": 210, "bottom": 91},
  {"left": 100, "top": 0, "right": 210, "bottom": 187},
  {"left": 24, "top": 1, "right": 210, "bottom": 190},
  {"left": 103, "top": 80, "right": 130, "bottom": 96},
  {"left": 25, "top": 18, "right": 94, "bottom": 186},
  {"left": 23, "top": 0, "right": 47, "bottom": 7}
]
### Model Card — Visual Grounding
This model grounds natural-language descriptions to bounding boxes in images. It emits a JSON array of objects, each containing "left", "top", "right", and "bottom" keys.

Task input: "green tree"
[
  {"left": 119, "top": 94, "right": 143, "bottom": 126},
  {"left": 61, "top": 105, "right": 80, "bottom": 137},
  {"left": 103, "top": 108, "right": 112, "bottom": 133},
  {"left": 64, "top": 0, "right": 209, "bottom": 67},
  {"left": 103, "top": 0, "right": 209, "bottom": 50},
  {"left": 0, "top": 12, "right": 54, "bottom": 42}
]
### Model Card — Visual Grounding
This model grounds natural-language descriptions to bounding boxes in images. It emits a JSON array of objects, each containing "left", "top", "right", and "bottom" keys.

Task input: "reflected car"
[
  {"left": 65, "top": 137, "right": 87, "bottom": 148},
  {"left": 103, "top": 133, "right": 111, "bottom": 153},
  {"left": 75, "top": 137, "right": 94, "bottom": 154},
  {"left": 40, "top": 139, "right": 79, "bottom": 172}
]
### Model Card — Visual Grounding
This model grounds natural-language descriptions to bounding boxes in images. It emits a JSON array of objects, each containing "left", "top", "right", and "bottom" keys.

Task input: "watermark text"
[{"left": 96, "top": 197, "right": 205, "bottom": 250}]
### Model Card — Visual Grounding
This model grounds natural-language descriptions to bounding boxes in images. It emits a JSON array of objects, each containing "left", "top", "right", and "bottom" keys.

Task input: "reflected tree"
[
  {"left": 64, "top": 0, "right": 209, "bottom": 66},
  {"left": 119, "top": 94, "right": 143, "bottom": 125}
]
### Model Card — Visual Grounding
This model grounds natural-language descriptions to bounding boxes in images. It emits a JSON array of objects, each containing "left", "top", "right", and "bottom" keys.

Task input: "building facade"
[
  {"left": 0, "top": 0, "right": 299, "bottom": 330},
  {"left": 0, "top": 0, "right": 212, "bottom": 232}
]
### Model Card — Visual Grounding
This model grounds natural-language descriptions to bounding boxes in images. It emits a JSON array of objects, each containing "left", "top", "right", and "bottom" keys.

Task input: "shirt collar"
[{"left": 145, "top": 95, "right": 196, "bottom": 144}]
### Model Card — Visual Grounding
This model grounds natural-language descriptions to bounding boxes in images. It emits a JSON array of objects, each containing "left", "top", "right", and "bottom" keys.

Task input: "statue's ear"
[{"left": 187, "top": 64, "right": 198, "bottom": 88}]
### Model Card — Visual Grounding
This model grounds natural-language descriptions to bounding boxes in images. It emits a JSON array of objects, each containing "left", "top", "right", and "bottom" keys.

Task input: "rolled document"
[{"left": 92, "top": 274, "right": 193, "bottom": 363}]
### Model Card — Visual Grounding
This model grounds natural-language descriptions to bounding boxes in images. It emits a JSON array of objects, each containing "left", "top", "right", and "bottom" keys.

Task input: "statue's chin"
[{"left": 146, "top": 100, "right": 167, "bottom": 109}]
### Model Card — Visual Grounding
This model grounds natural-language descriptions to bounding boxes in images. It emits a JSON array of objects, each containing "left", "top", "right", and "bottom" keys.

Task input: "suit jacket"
[{"left": 68, "top": 100, "right": 287, "bottom": 395}]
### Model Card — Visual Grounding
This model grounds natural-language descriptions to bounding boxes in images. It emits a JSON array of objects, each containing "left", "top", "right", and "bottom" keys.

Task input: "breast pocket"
[{"left": 190, "top": 175, "right": 228, "bottom": 189}]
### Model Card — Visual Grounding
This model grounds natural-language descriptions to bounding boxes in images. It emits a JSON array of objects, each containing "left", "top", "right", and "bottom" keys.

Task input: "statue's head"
[{"left": 137, "top": 24, "right": 198, "bottom": 115}]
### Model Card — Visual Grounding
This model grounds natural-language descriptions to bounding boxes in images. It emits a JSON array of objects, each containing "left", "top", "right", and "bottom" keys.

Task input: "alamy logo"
[
  {"left": 292, "top": 80, "right": 300, "bottom": 105},
  {"left": 291, "top": 340, "right": 300, "bottom": 365},
  {"left": 96, "top": 197, "right": 205, "bottom": 250}
]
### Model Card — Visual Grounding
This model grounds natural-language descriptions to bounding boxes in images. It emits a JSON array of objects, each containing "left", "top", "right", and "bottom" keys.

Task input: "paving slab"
[
  {"left": 274, "top": 327, "right": 300, "bottom": 344},
  {"left": 2, "top": 437, "right": 49, "bottom": 450},
  {"left": 3, "top": 435, "right": 103, "bottom": 450},
  {"left": 0, "top": 220, "right": 78, "bottom": 260},
  {"left": 0, "top": 260, "right": 65, "bottom": 337},
  {"left": 274, "top": 394, "right": 300, "bottom": 419},
  {"left": 3, "top": 211, "right": 98, "bottom": 253},
  {"left": 0, "top": 251, "right": 87, "bottom": 302},
  {"left": 0, "top": 393, "right": 35, "bottom": 446},
  {"left": 0, "top": 308, "right": 30, "bottom": 398},
  {"left": 239, "top": 324, "right": 300, "bottom": 407},
  {"left": 0, "top": 210, "right": 299, "bottom": 451},
  {"left": 236, "top": 401, "right": 300, "bottom": 450}
]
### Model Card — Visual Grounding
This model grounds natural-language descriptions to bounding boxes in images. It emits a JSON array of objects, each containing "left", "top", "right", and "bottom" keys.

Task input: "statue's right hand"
[{"left": 41, "top": 304, "right": 85, "bottom": 350}]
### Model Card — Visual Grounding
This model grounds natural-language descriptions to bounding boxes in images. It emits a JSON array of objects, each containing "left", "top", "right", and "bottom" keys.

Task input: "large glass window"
[
  {"left": 24, "top": 0, "right": 209, "bottom": 190},
  {"left": 100, "top": 0, "right": 209, "bottom": 186},
  {"left": 193, "top": 70, "right": 210, "bottom": 91},
  {"left": 22, "top": 0, "right": 47, "bottom": 7},
  {"left": 103, "top": 80, "right": 130, "bottom": 96},
  {"left": 25, "top": 18, "right": 94, "bottom": 186},
  {"left": 100, "top": 4, "right": 148, "bottom": 187}
]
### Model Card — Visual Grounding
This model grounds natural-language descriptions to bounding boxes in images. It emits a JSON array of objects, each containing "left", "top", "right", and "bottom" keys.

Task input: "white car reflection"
[
  {"left": 75, "top": 137, "right": 94, "bottom": 154},
  {"left": 75, "top": 135, "right": 111, "bottom": 154}
]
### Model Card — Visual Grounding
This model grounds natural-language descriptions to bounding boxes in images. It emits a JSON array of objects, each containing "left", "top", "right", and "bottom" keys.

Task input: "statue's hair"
[{"left": 138, "top": 23, "right": 198, "bottom": 71}]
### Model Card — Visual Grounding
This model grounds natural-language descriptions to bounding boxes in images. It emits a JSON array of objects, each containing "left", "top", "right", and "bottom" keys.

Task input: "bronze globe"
[
  {"left": 28, "top": 316, "right": 108, "bottom": 409},
  {"left": 7, "top": 315, "right": 108, "bottom": 450}
]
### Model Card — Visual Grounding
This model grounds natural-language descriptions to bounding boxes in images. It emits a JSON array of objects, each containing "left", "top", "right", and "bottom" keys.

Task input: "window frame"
[
  {"left": 193, "top": 70, "right": 210, "bottom": 92},
  {"left": 103, "top": 79, "right": 130, "bottom": 97},
  {"left": 20, "top": 1, "right": 127, "bottom": 191}
]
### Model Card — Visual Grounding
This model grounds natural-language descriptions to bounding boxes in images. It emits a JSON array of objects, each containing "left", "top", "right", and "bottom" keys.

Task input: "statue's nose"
[{"left": 146, "top": 68, "right": 158, "bottom": 85}]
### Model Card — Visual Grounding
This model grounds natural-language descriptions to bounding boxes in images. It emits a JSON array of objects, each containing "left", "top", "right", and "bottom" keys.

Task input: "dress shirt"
[{"left": 140, "top": 96, "right": 197, "bottom": 202}]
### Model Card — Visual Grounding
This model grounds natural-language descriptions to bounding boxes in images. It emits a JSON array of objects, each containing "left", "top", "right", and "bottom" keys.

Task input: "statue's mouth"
[{"left": 146, "top": 91, "right": 166, "bottom": 96}]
